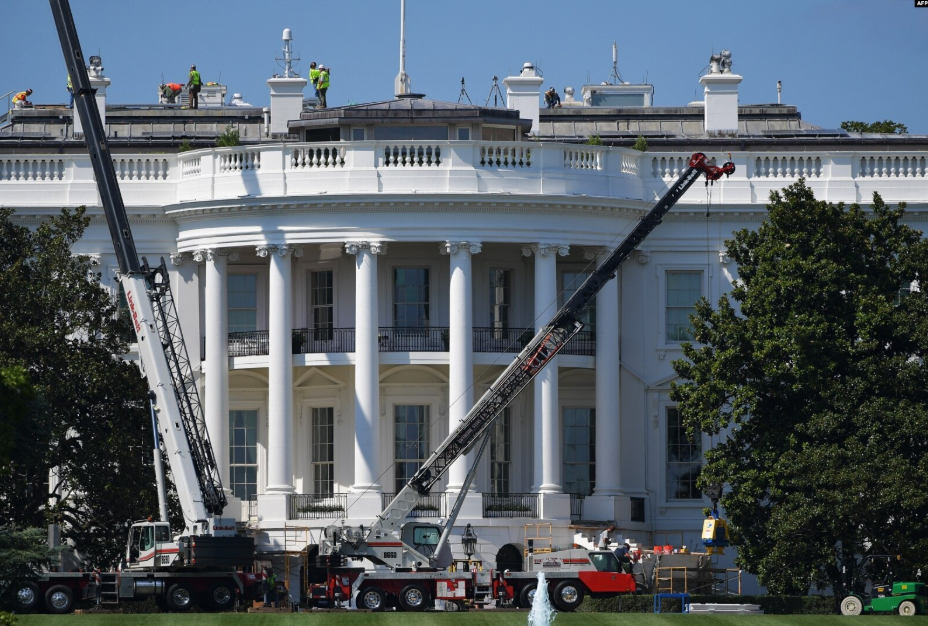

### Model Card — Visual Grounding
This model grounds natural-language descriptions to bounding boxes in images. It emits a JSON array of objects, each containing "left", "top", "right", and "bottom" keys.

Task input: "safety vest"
[
  {"left": 189, "top": 70, "right": 201, "bottom": 86},
  {"left": 310, "top": 68, "right": 320, "bottom": 85},
  {"left": 12, "top": 91, "right": 28, "bottom": 103},
  {"left": 318, "top": 70, "right": 329, "bottom": 89}
]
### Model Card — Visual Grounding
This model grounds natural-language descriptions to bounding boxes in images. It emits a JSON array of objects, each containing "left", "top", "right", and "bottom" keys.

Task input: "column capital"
[
  {"left": 440, "top": 241, "right": 482, "bottom": 256},
  {"left": 636, "top": 249, "right": 650, "bottom": 264},
  {"left": 193, "top": 248, "right": 240, "bottom": 263},
  {"left": 719, "top": 249, "right": 731, "bottom": 264},
  {"left": 170, "top": 252, "right": 191, "bottom": 266},
  {"left": 344, "top": 241, "right": 388, "bottom": 256},
  {"left": 522, "top": 243, "right": 569, "bottom": 257},
  {"left": 583, "top": 246, "right": 610, "bottom": 261}
]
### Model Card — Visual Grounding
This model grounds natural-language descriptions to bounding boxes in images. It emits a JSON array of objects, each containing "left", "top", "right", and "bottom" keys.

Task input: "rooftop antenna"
[
  {"left": 275, "top": 28, "right": 300, "bottom": 78},
  {"left": 458, "top": 77, "right": 472, "bottom": 105},
  {"left": 485, "top": 76, "right": 503, "bottom": 107},
  {"left": 609, "top": 40, "right": 624, "bottom": 85},
  {"left": 395, "top": 0, "right": 411, "bottom": 95},
  {"left": 777, "top": 80, "right": 782, "bottom": 104}
]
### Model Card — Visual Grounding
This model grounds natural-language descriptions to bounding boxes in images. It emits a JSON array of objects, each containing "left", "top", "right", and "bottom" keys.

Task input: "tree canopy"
[
  {"left": 671, "top": 181, "right": 928, "bottom": 594},
  {"left": 840, "top": 120, "right": 908, "bottom": 134},
  {"left": 0, "top": 207, "right": 177, "bottom": 567},
  {"left": 0, "top": 527, "right": 59, "bottom": 611}
]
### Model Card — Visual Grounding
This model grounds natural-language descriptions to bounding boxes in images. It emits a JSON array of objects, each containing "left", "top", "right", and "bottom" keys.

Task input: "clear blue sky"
[{"left": 4, "top": 0, "right": 927, "bottom": 133}]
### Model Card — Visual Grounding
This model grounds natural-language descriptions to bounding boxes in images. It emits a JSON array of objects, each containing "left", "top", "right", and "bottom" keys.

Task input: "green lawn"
[{"left": 14, "top": 615, "right": 928, "bottom": 626}]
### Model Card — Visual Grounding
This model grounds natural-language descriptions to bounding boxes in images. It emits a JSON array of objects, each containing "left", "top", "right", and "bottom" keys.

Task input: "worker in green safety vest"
[
  {"left": 187, "top": 65, "right": 202, "bottom": 109},
  {"left": 309, "top": 62, "right": 320, "bottom": 101},
  {"left": 316, "top": 65, "right": 330, "bottom": 109}
]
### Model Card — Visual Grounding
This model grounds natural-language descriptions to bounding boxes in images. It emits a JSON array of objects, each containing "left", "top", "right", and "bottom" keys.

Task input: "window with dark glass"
[
  {"left": 490, "top": 408, "right": 512, "bottom": 494},
  {"left": 666, "top": 407, "right": 702, "bottom": 500},
  {"left": 311, "top": 270, "right": 334, "bottom": 340},
  {"left": 229, "top": 409, "right": 258, "bottom": 500},
  {"left": 563, "top": 407, "right": 596, "bottom": 496},
  {"left": 312, "top": 407, "right": 334, "bottom": 496},
  {"left": 394, "top": 405, "right": 429, "bottom": 493},
  {"left": 562, "top": 271, "right": 595, "bottom": 331},
  {"left": 393, "top": 268, "right": 430, "bottom": 328},
  {"left": 489, "top": 269, "right": 511, "bottom": 335},
  {"left": 666, "top": 271, "right": 702, "bottom": 342},
  {"left": 228, "top": 274, "right": 258, "bottom": 333}
]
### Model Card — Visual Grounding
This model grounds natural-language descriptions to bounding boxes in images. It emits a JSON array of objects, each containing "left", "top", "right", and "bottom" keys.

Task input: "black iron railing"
[
  {"left": 247, "top": 494, "right": 258, "bottom": 519},
  {"left": 474, "top": 327, "right": 595, "bottom": 356},
  {"left": 292, "top": 328, "right": 355, "bottom": 354},
  {"left": 558, "top": 330, "right": 595, "bottom": 355},
  {"left": 380, "top": 492, "right": 446, "bottom": 518},
  {"left": 227, "top": 330, "right": 269, "bottom": 357},
  {"left": 378, "top": 327, "right": 449, "bottom": 352},
  {"left": 570, "top": 493, "right": 585, "bottom": 520},
  {"left": 288, "top": 493, "right": 348, "bottom": 520},
  {"left": 482, "top": 493, "right": 539, "bottom": 518}
]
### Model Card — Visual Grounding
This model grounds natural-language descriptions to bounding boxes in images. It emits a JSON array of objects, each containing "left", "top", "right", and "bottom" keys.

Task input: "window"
[
  {"left": 457, "top": 127, "right": 470, "bottom": 141},
  {"left": 374, "top": 126, "right": 448, "bottom": 141},
  {"left": 489, "top": 269, "right": 511, "bottom": 335},
  {"left": 228, "top": 274, "right": 258, "bottom": 333},
  {"left": 630, "top": 497, "right": 646, "bottom": 522},
  {"left": 562, "top": 271, "right": 595, "bottom": 331},
  {"left": 113, "top": 280, "right": 134, "bottom": 342},
  {"left": 312, "top": 407, "right": 334, "bottom": 496},
  {"left": 666, "top": 271, "right": 702, "bottom": 342},
  {"left": 563, "top": 407, "right": 596, "bottom": 496},
  {"left": 229, "top": 409, "right": 258, "bottom": 500},
  {"left": 394, "top": 405, "right": 429, "bottom": 493},
  {"left": 666, "top": 407, "right": 702, "bottom": 500},
  {"left": 590, "top": 552, "right": 622, "bottom": 572},
  {"left": 394, "top": 268, "right": 430, "bottom": 328},
  {"left": 489, "top": 408, "right": 512, "bottom": 494},
  {"left": 352, "top": 128, "right": 365, "bottom": 141},
  {"left": 481, "top": 127, "right": 516, "bottom": 141},
  {"left": 310, "top": 270, "right": 334, "bottom": 339}
]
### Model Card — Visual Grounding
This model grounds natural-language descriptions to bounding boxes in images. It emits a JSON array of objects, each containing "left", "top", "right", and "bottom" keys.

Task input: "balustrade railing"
[
  {"left": 482, "top": 493, "right": 539, "bottom": 518},
  {"left": 753, "top": 155, "right": 822, "bottom": 178},
  {"left": 651, "top": 155, "right": 691, "bottom": 179},
  {"left": 290, "top": 145, "right": 346, "bottom": 169},
  {"left": 382, "top": 144, "right": 442, "bottom": 167},
  {"left": 218, "top": 148, "right": 261, "bottom": 173},
  {"left": 480, "top": 144, "right": 531, "bottom": 168},
  {"left": 857, "top": 155, "right": 927, "bottom": 178},
  {"left": 378, "top": 327, "right": 449, "bottom": 352},
  {"left": 564, "top": 147, "right": 603, "bottom": 170},
  {"left": 289, "top": 493, "right": 348, "bottom": 520},
  {"left": 180, "top": 155, "right": 201, "bottom": 179},
  {"left": 381, "top": 492, "right": 446, "bottom": 518},
  {"left": 292, "top": 328, "right": 355, "bottom": 354},
  {"left": 113, "top": 157, "right": 171, "bottom": 181},
  {"left": 0, "top": 158, "right": 66, "bottom": 181}
]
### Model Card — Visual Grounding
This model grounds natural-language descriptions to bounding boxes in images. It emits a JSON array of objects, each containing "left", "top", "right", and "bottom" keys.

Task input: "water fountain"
[{"left": 527, "top": 571, "right": 557, "bottom": 626}]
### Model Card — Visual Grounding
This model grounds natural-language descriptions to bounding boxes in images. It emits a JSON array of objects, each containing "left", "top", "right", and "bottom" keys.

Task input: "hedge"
[{"left": 578, "top": 594, "right": 835, "bottom": 614}]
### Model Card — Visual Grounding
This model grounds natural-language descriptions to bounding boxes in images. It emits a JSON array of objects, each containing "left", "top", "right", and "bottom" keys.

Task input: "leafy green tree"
[
  {"left": 671, "top": 181, "right": 928, "bottom": 594},
  {"left": 0, "top": 366, "right": 43, "bottom": 467},
  {"left": 631, "top": 134, "right": 648, "bottom": 152},
  {"left": 216, "top": 125, "right": 241, "bottom": 147},
  {"left": 585, "top": 134, "right": 603, "bottom": 146},
  {"left": 0, "top": 207, "right": 178, "bottom": 567},
  {"left": 0, "top": 527, "right": 59, "bottom": 611},
  {"left": 840, "top": 120, "right": 908, "bottom": 134}
]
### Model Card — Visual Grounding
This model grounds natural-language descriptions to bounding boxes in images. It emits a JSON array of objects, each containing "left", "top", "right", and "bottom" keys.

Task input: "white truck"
[{"left": 12, "top": 0, "right": 259, "bottom": 614}]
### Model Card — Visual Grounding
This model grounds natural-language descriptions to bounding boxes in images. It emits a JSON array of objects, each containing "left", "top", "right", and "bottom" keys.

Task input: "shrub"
[
  {"left": 216, "top": 125, "right": 241, "bottom": 148},
  {"left": 585, "top": 134, "right": 603, "bottom": 146},
  {"left": 0, "top": 612, "right": 16, "bottom": 626},
  {"left": 632, "top": 134, "right": 648, "bottom": 152},
  {"left": 578, "top": 594, "right": 835, "bottom": 614},
  {"left": 178, "top": 139, "right": 193, "bottom": 153}
]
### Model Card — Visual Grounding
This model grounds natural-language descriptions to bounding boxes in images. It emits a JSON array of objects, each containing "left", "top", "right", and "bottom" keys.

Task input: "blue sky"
[{"left": 4, "top": 0, "right": 927, "bottom": 133}]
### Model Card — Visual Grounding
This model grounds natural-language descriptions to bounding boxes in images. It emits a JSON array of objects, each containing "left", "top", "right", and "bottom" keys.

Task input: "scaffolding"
[
  {"left": 652, "top": 560, "right": 742, "bottom": 595},
  {"left": 281, "top": 524, "right": 318, "bottom": 608},
  {"left": 523, "top": 523, "right": 554, "bottom": 557}
]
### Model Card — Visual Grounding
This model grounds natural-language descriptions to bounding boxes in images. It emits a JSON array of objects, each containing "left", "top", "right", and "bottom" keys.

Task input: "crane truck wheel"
[
  {"left": 205, "top": 581, "right": 235, "bottom": 612},
  {"left": 14, "top": 582, "right": 40, "bottom": 612},
  {"left": 840, "top": 595, "right": 863, "bottom": 616},
  {"left": 165, "top": 583, "right": 194, "bottom": 612},
  {"left": 519, "top": 582, "right": 537, "bottom": 609},
  {"left": 44, "top": 585, "right": 75, "bottom": 614},
  {"left": 899, "top": 600, "right": 917, "bottom": 616},
  {"left": 552, "top": 579, "right": 584, "bottom": 612},
  {"left": 359, "top": 587, "right": 386, "bottom": 610},
  {"left": 398, "top": 583, "right": 429, "bottom": 612}
]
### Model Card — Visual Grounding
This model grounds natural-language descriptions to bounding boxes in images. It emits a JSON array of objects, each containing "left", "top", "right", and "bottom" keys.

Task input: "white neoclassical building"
[{"left": 3, "top": 55, "right": 927, "bottom": 593}]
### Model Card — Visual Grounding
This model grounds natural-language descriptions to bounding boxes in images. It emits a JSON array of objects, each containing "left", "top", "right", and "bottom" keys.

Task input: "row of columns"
[{"left": 194, "top": 240, "right": 622, "bottom": 498}]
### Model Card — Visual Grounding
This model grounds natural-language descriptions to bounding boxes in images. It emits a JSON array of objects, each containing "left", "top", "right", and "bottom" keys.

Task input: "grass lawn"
[{"left": 14, "top": 614, "right": 928, "bottom": 626}]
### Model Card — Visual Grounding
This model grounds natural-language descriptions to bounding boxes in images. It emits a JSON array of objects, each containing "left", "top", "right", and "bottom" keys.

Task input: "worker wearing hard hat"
[
  {"left": 316, "top": 65, "right": 330, "bottom": 109},
  {"left": 309, "top": 62, "right": 321, "bottom": 100},
  {"left": 160, "top": 83, "right": 184, "bottom": 104},
  {"left": 12, "top": 89, "right": 33, "bottom": 109},
  {"left": 187, "top": 65, "right": 202, "bottom": 109}
]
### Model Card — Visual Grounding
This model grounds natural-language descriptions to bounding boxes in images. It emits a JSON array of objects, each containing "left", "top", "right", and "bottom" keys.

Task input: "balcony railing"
[
  {"left": 288, "top": 493, "right": 348, "bottom": 520},
  {"left": 292, "top": 328, "right": 355, "bottom": 354},
  {"left": 482, "top": 493, "right": 539, "bottom": 518},
  {"left": 381, "top": 492, "right": 446, "bottom": 518},
  {"left": 378, "top": 327, "right": 449, "bottom": 352},
  {"left": 559, "top": 330, "right": 595, "bottom": 355},
  {"left": 569, "top": 493, "right": 585, "bottom": 520},
  {"left": 473, "top": 327, "right": 595, "bottom": 356}
]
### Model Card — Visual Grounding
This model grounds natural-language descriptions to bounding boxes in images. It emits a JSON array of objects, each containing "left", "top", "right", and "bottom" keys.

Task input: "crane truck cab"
[{"left": 126, "top": 520, "right": 176, "bottom": 569}]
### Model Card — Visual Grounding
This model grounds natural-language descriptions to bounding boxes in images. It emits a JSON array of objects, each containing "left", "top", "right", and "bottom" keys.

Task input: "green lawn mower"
[{"left": 840, "top": 554, "right": 927, "bottom": 616}]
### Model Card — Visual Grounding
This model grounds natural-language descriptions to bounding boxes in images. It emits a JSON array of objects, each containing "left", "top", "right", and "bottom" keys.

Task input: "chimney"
[
  {"left": 267, "top": 29, "right": 307, "bottom": 136},
  {"left": 699, "top": 50, "right": 742, "bottom": 137},
  {"left": 73, "top": 55, "right": 110, "bottom": 137},
  {"left": 503, "top": 63, "right": 544, "bottom": 134}
]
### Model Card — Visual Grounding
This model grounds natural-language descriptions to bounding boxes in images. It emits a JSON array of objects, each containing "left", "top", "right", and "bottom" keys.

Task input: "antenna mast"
[
  {"left": 395, "top": 0, "right": 411, "bottom": 95},
  {"left": 609, "top": 40, "right": 624, "bottom": 85},
  {"left": 276, "top": 28, "right": 300, "bottom": 78}
]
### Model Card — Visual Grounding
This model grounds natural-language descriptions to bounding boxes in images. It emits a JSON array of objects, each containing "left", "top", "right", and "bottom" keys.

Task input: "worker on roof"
[
  {"left": 159, "top": 83, "right": 184, "bottom": 104},
  {"left": 67, "top": 75, "right": 73, "bottom": 108},
  {"left": 12, "top": 89, "right": 33, "bottom": 109},
  {"left": 187, "top": 65, "right": 202, "bottom": 109},
  {"left": 316, "top": 65, "right": 330, "bottom": 109},
  {"left": 309, "top": 62, "right": 321, "bottom": 101},
  {"left": 545, "top": 87, "right": 561, "bottom": 108}
]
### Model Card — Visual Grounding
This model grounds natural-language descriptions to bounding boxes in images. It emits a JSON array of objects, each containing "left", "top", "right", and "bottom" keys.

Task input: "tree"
[
  {"left": 631, "top": 134, "right": 648, "bottom": 152},
  {"left": 0, "top": 207, "right": 178, "bottom": 567},
  {"left": 670, "top": 180, "right": 928, "bottom": 594},
  {"left": 840, "top": 120, "right": 908, "bottom": 134},
  {"left": 0, "top": 527, "right": 59, "bottom": 611},
  {"left": 0, "top": 366, "right": 43, "bottom": 467}
]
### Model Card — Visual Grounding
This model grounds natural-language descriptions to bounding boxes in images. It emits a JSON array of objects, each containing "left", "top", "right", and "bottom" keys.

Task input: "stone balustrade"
[{"left": 2, "top": 143, "right": 927, "bottom": 210}]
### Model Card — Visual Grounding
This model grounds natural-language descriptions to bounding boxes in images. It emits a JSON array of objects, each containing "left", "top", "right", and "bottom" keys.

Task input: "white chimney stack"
[
  {"left": 73, "top": 55, "right": 110, "bottom": 137},
  {"left": 503, "top": 63, "right": 544, "bottom": 134},
  {"left": 699, "top": 50, "right": 742, "bottom": 137},
  {"left": 267, "top": 28, "right": 307, "bottom": 136}
]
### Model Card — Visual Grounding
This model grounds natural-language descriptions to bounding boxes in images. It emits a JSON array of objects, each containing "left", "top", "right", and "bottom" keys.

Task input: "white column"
[
  {"left": 523, "top": 243, "right": 569, "bottom": 494},
  {"left": 195, "top": 248, "right": 239, "bottom": 493},
  {"left": 258, "top": 244, "right": 302, "bottom": 494},
  {"left": 441, "top": 241, "right": 482, "bottom": 490},
  {"left": 346, "top": 241, "right": 387, "bottom": 492},
  {"left": 587, "top": 247, "right": 623, "bottom": 496}
]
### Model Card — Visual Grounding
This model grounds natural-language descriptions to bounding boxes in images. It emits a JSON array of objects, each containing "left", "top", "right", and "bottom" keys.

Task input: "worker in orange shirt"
[
  {"left": 12, "top": 89, "right": 33, "bottom": 108},
  {"left": 160, "top": 83, "right": 184, "bottom": 104}
]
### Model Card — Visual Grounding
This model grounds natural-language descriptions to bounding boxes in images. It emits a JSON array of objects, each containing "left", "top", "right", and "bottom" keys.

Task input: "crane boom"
[
  {"left": 346, "top": 153, "right": 734, "bottom": 563},
  {"left": 49, "top": 0, "right": 226, "bottom": 534}
]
